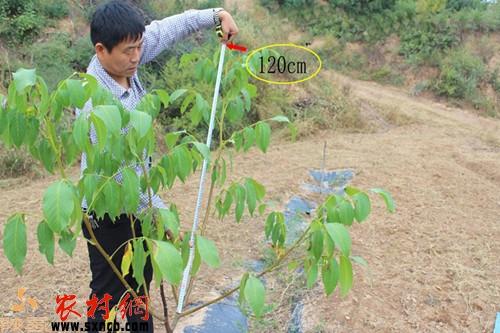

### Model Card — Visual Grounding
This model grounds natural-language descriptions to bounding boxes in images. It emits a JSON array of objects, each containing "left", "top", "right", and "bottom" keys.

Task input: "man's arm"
[{"left": 140, "top": 8, "right": 216, "bottom": 65}]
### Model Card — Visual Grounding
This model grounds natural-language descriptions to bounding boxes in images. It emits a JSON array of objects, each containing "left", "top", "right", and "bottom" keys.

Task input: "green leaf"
[
  {"left": 103, "top": 179, "right": 121, "bottom": 219},
  {"left": 122, "top": 168, "right": 140, "bottom": 214},
  {"left": 3, "top": 214, "right": 27, "bottom": 274},
  {"left": 238, "top": 273, "right": 249, "bottom": 306},
  {"left": 83, "top": 174, "right": 98, "bottom": 207},
  {"left": 66, "top": 79, "right": 88, "bottom": 109},
  {"left": 311, "top": 230, "right": 324, "bottom": 260},
  {"left": 352, "top": 192, "right": 371, "bottom": 222},
  {"left": 154, "top": 240, "right": 183, "bottom": 285},
  {"left": 196, "top": 235, "right": 220, "bottom": 268},
  {"left": 226, "top": 98, "right": 244, "bottom": 123},
  {"left": 13, "top": 68, "right": 36, "bottom": 92},
  {"left": 37, "top": 220, "right": 55, "bottom": 264},
  {"left": 351, "top": 255, "right": 368, "bottom": 267},
  {"left": 61, "top": 132, "right": 78, "bottom": 166},
  {"left": 270, "top": 115, "right": 290, "bottom": 123},
  {"left": 217, "top": 158, "right": 227, "bottom": 187},
  {"left": 255, "top": 122, "right": 271, "bottom": 153},
  {"left": 90, "top": 114, "right": 107, "bottom": 151},
  {"left": 132, "top": 239, "right": 146, "bottom": 287},
  {"left": 339, "top": 255, "right": 353, "bottom": 297},
  {"left": 258, "top": 203, "right": 267, "bottom": 216},
  {"left": 80, "top": 73, "right": 98, "bottom": 97},
  {"left": 243, "top": 127, "right": 255, "bottom": 151},
  {"left": 43, "top": 181, "right": 75, "bottom": 233},
  {"left": 221, "top": 190, "right": 233, "bottom": 218},
  {"left": 165, "top": 131, "right": 182, "bottom": 150},
  {"left": 191, "top": 245, "right": 202, "bottom": 276},
  {"left": 241, "top": 88, "right": 251, "bottom": 111},
  {"left": 265, "top": 212, "right": 275, "bottom": 239},
  {"left": 345, "top": 186, "right": 361, "bottom": 196},
  {"left": 58, "top": 230, "right": 76, "bottom": 257},
  {"left": 155, "top": 89, "right": 170, "bottom": 107},
  {"left": 92, "top": 105, "right": 121, "bottom": 137},
  {"left": 8, "top": 111, "right": 25, "bottom": 148},
  {"left": 233, "top": 131, "right": 243, "bottom": 151},
  {"left": 129, "top": 110, "right": 152, "bottom": 138},
  {"left": 322, "top": 258, "right": 339, "bottom": 296},
  {"left": 307, "top": 261, "right": 318, "bottom": 288},
  {"left": 189, "top": 105, "right": 203, "bottom": 126},
  {"left": 73, "top": 114, "right": 90, "bottom": 151},
  {"left": 370, "top": 188, "right": 396, "bottom": 213},
  {"left": 338, "top": 200, "right": 355, "bottom": 226},
  {"left": 324, "top": 223, "right": 351, "bottom": 256},
  {"left": 235, "top": 184, "right": 246, "bottom": 222},
  {"left": 244, "top": 276, "right": 265, "bottom": 317},
  {"left": 324, "top": 231, "right": 334, "bottom": 258},
  {"left": 170, "top": 89, "right": 187, "bottom": 103},
  {"left": 37, "top": 139, "right": 55, "bottom": 173},
  {"left": 121, "top": 243, "right": 133, "bottom": 277},
  {"left": 173, "top": 146, "right": 192, "bottom": 182},
  {"left": 180, "top": 92, "right": 195, "bottom": 114},
  {"left": 150, "top": 245, "right": 163, "bottom": 288},
  {"left": 159, "top": 209, "right": 179, "bottom": 238},
  {"left": 246, "top": 83, "right": 257, "bottom": 97},
  {"left": 25, "top": 117, "right": 39, "bottom": 147},
  {"left": 193, "top": 142, "right": 211, "bottom": 162},
  {"left": 251, "top": 179, "right": 266, "bottom": 200},
  {"left": 245, "top": 179, "right": 257, "bottom": 216}
]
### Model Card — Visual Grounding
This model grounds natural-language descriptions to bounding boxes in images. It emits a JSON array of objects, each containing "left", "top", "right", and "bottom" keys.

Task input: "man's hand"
[{"left": 219, "top": 10, "right": 239, "bottom": 43}]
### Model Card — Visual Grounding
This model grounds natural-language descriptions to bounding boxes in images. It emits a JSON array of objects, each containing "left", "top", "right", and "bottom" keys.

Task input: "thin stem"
[
  {"left": 82, "top": 214, "right": 165, "bottom": 322},
  {"left": 129, "top": 214, "right": 137, "bottom": 239},
  {"left": 109, "top": 236, "right": 144, "bottom": 260},
  {"left": 160, "top": 283, "right": 173, "bottom": 333},
  {"left": 218, "top": 102, "right": 228, "bottom": 147},
  {"left": 173, "top": 225, "right": 311, "bottom": 322}
]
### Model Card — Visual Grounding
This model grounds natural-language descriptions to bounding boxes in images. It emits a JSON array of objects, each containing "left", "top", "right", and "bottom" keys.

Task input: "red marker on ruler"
[{"left": 226, "top": 42, "right": 247, "bottom": 53}]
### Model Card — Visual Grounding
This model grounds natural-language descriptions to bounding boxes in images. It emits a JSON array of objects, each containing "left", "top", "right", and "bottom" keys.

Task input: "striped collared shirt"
[{"left": 76, "top": 8, "right": 217, "bottom": 213}]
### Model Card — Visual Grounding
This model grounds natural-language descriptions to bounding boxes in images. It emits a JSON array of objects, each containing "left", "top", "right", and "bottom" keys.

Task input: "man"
[{"left": 78, "top": 1, "right": 238, "bottom": 332}]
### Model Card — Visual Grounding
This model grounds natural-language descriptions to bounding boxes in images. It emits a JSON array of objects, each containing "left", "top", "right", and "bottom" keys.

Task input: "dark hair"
[{"left": 90, "top": 0, "right": 145, "bottom": 52}]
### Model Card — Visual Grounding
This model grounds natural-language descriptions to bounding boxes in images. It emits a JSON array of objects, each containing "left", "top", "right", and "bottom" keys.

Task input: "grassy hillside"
[{"left": 261, "top": 0, "right": 500, "bottom": 117}]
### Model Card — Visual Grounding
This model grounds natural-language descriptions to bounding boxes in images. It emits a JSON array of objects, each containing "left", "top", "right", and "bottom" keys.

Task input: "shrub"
[
  {"left": 40, "top": 0, "right": 69, "bottom": 19},
  {"left": 433, "top": 48, "right": 486, "bottom": 99},
  {"left": 446, "top": 0, "right": 485, "bottom": 11},
  {"left": 328, "top": 0, "right": 396, "bottom": 14},
  {"left": 28, "top": 34, "right": 94, "bottom": 89},
  {"left": 489, "top": 68, "right": 500, "bottom": 93},
  {"left": 29, "top": 33, "right": 74, "bottom": 89},
  {"left": 69, "top": 37, "right": 94, "bottom": 72},
  {"left": 399, "top": 13, "right": 459, "bottom": 62},
  {"left": 0, "top": 0, "right": 36, "bottom": 18},
  {"left": 0, "top": 143, "right": 36, "bottom": 178},
  {"left": 0, "top": 9, "right": 44, "bottom": 44}
]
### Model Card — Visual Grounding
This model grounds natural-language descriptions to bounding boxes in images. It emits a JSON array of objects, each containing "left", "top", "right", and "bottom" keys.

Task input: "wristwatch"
[{"left": 213, "top": 8, "right": 225, "bottom": 27}]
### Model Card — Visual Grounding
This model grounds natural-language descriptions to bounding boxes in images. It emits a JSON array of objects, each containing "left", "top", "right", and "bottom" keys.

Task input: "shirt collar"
[{"left": 89, "top": 55, "right": 141, "bottom": 99}]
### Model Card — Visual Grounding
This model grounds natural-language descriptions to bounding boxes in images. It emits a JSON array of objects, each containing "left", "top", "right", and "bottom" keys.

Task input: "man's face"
[{"left": 95, "top": 37, "right": 143, "bottom": 81}]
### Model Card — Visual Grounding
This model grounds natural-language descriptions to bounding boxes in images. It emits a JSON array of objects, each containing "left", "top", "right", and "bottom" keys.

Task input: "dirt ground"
[{"left": 1, "top": 65, "right": 499, "bottom": 333}]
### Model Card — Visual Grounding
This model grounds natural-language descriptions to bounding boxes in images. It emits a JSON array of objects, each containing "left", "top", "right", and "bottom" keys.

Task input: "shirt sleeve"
[{"left": 140, "top": 8, "right": 217, "bottom": 65}]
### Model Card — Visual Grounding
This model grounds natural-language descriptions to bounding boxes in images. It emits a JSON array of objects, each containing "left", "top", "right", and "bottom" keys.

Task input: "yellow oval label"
[{"left": 245, "top": 43, "right": 322, "bottom": 85}]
